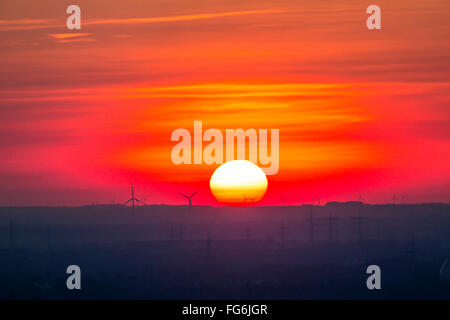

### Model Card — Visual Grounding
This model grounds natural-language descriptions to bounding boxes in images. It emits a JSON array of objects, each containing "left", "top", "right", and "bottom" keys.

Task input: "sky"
[{"left": 0, "top": 0, "right": 449, "bottom": 206}]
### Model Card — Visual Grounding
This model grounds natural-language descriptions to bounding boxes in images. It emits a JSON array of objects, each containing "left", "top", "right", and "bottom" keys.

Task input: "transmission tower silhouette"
[
  {"left": 327, "top": 212, "right": 337, "bottom": 243},
  {"left": 9, "top": 218, "right": 15, "bottom": 250},
  {"left": 309, "top": 206, "right": 315, "bottom": 243}
]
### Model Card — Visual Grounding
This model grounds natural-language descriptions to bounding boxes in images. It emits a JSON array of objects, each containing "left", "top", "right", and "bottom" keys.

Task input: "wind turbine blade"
[
  {"left": 135, "top": 198, "right": 145, "bottom": 204},
  {"left": 178, "top": 193, "right": 189, "bottom": 199},
  {"left": 123, "top": 199, "right": 132, "bottom": 205},
  {"left": 190, "top": 191, "right": 199, "bottom": 198}
]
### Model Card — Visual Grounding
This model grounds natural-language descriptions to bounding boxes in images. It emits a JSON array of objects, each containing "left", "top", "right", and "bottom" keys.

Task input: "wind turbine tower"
[{"left": 392, "top": 193, "right": 397, "bottom": 204}]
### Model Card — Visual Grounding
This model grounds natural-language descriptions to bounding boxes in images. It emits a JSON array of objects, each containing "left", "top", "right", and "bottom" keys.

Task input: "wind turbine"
[
  {"left": 392, "top": 193, "right": 397, "bottom": 204},
  {"left": 178, "top": 191, "right": 199, "bottom": 207},
  {"left": 123, "top": 184, "right": 145, "bottom": 210},
  {"left": 244, "top": 194, "right": 256, "bottom": 206}
]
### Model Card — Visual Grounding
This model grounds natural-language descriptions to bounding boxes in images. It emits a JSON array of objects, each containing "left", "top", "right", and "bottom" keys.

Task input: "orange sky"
[{"left": 0, "top": 0, "right": 449, "bottom": 206}]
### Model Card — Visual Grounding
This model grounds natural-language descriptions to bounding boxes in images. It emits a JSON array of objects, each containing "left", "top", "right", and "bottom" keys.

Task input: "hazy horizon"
[{"left": 1, "top": 0, "right": 449, "bottom": 206}]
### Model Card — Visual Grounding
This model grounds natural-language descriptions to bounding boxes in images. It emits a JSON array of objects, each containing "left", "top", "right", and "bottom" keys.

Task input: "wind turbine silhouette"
[
  {"left": 392, "top": 193, "right": 397, "bottom": 204},
  {"left": 123, "top": 185, "right": 145, "bottom": 210},
  {"left": 178, "top": 191, "right": 199, "bottom": 207},
  {"left": 243, "top": 194, "right": 256, "bottom": 206}
]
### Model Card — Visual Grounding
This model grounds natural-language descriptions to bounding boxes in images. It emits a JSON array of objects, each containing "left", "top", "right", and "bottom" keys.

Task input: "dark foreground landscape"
[{"left": 1, "top": 202, "right": 450, "bottom": 299}]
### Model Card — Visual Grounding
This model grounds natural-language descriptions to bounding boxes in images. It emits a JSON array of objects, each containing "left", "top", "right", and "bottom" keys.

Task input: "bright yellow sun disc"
[{"left": 209, "top": 160, "right": 268, "bottom": 205}]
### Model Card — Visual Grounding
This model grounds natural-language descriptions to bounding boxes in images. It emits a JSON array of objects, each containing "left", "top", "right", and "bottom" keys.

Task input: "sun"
[{"left": 210, "top": 160, "right": 268, "bottom": 205}]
